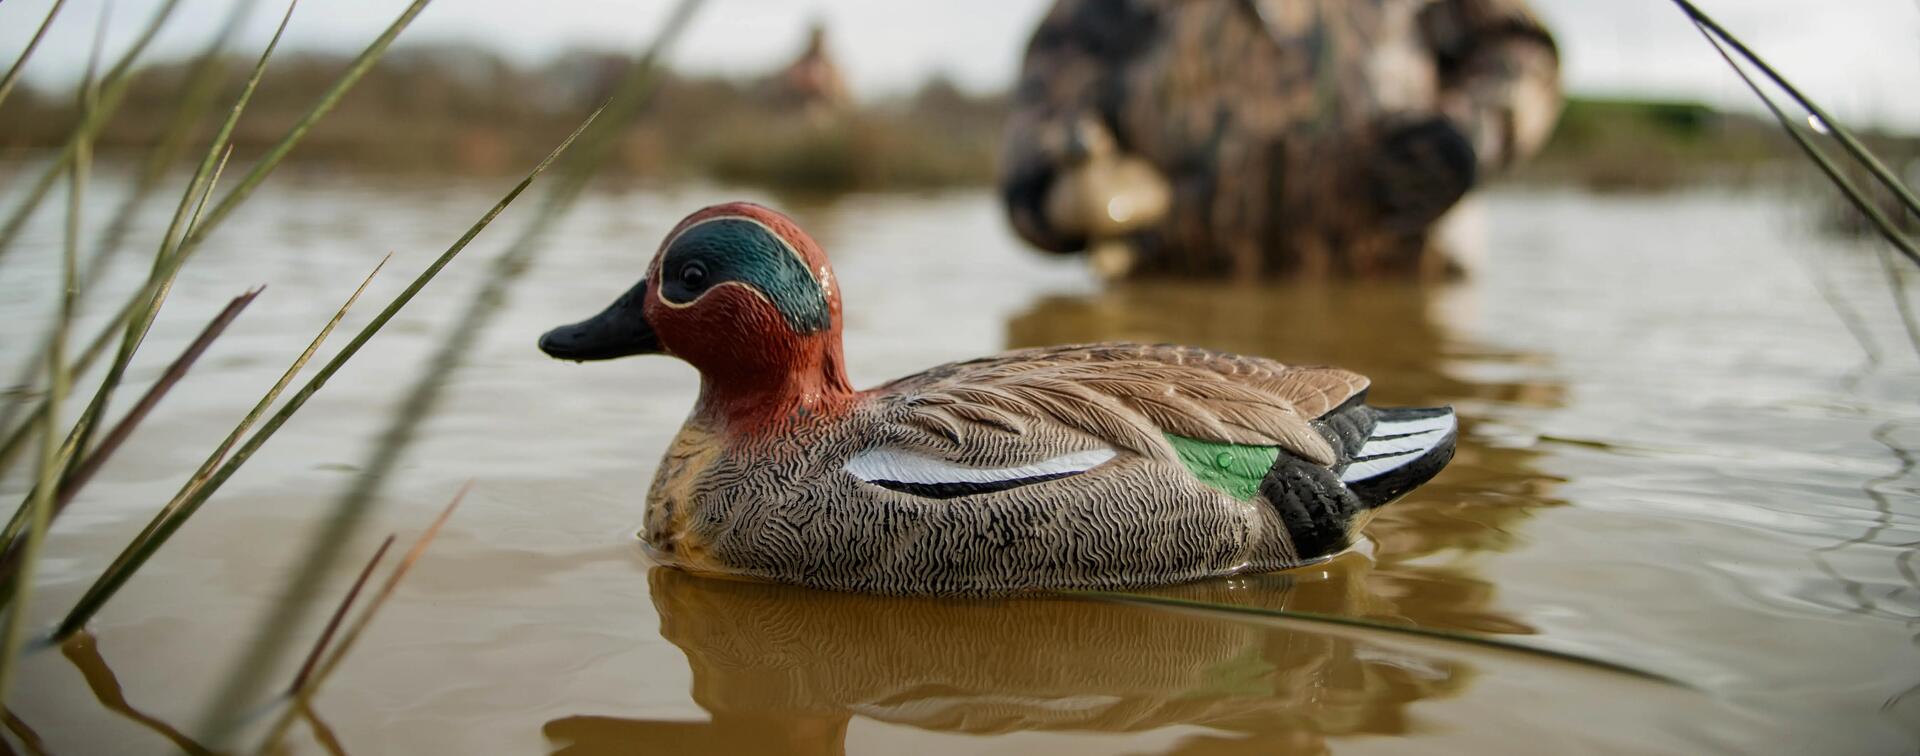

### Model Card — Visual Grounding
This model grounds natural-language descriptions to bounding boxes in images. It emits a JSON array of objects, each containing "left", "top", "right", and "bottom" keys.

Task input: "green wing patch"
[{"left": 1165, "top": 433, "right": 1279, "bottom": 501}]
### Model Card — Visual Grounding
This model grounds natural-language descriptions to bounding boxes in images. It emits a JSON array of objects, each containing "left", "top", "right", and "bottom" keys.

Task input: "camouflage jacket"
[{"left": 1000, "top": 0, "right": 1561, "bottom": 277}]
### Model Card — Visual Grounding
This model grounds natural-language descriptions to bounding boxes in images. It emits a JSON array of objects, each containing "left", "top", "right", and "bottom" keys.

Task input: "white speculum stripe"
[
  {"left": 845, "top": 446, "right": 1117, "bottom": 485},
  {"left": 1339, "top": 413, "right": 1456, "bottom": 483}
]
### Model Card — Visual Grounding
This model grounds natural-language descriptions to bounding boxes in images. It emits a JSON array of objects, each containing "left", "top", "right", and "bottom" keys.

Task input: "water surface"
[{"left": 2, "top": 175, "right": 1916, "bottom": 754}]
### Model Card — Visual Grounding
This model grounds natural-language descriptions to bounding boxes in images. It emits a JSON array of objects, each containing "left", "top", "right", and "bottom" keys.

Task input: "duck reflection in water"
[
  {"left": 541, "top": 248, "right": 1565, "bottom": 755},
  {"left": 544, "top": 567, "right": 1476, "bottom": 756}
]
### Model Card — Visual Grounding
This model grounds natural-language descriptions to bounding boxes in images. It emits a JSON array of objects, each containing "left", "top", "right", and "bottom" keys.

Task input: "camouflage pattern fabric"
[{"left": 1001, "top": 0, "right": 1562, "bottom": 278}]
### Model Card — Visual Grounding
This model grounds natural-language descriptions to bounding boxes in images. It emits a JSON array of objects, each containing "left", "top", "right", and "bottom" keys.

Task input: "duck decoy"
[{"left": 539, "top": 202, "right": 1455, "bottom": 595}]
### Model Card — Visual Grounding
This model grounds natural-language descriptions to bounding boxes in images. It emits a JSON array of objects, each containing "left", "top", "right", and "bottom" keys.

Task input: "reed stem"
[
  {"left": 0, "top": 8, "right": 97, "bottom": 702},
  {"left": 53, "top": 257, "right": 383, "bottom": 639},
  {"left": 0, "top": 0, "right": 186, "bottom": 264},
  {"left": 0, "top": 0, "right": 69, "bottom": 112}
]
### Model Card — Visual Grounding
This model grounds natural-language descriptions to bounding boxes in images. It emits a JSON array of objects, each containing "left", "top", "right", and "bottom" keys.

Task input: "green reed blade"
[
  {"left": 181, "top": 0, "right": 430, "bottom": 253},
  {"left": 0, "top": 289, "right": 260, "bottom": 601},
  {"left": 55, "top": 107, "right": 600, "bottom": 644},
  {"left": 197, "top": 6, "right": 701, "bottom": 740},
  {"left": 1686, "top": 19, "right": 1920, "bottom": 269},
  {"left": 0, "top": 1, "right": 263, "bottom": 471},
  {"left": 0, "top": 265, "right": 134, "bottom": 479},
  {"left": 4, "top": 0, "right": 426, "bottom": 489},
  {"left": 321, "top": 0, "right": 703, "bottom": 532},
  {"left": 0, "top": 0, "right": 260, "bottom": 447},
  {"left": 52, "top": 256, "right": 384, "bottom": 640},
  {"left": 91, "top": 0, "right": 261, "bottom": 274},
  {"left": 0, "top": 0, "right": 69, "bottom": 112},
  {"left": 256, "top": 487, "right": 465, "bottom": 755},
  {"left": 0, "top": 0, "right": 185, "bottom": 264},
  {"left": 0, "top": 0, "right": 414, "bottom": 477},
  {"left": 55, "top": 297, "right": 266, "bottom": 499},
  {"left": 0, "top": 10, "right": 97, "bottom": 702},
  {"left": 1066, "top": 590, "right": 1694, "bottom": 688},
  {"left": 51, "top": 0, "right": 300, "bottom": 484},
  {"left": 0, "top": 138, "right": 236, "bottom": 561},
  {"left": 1670, "top": 0, "right": 1920, "bottom": 223}
]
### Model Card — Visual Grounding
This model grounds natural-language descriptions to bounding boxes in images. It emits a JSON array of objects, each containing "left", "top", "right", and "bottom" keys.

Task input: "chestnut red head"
[{"left": 539, "top": 202, "right": 853, "bottom": 427}]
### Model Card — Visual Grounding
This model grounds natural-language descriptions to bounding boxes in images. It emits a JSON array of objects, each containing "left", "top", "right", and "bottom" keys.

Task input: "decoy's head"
[{"left": 539, "top": 202, "right": 852, "bottom": 416}]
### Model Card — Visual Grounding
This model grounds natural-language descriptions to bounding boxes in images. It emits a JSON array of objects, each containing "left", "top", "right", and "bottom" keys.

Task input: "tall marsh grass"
[{"left": 0, "top": 0, "right": 680, "bottom": 747}]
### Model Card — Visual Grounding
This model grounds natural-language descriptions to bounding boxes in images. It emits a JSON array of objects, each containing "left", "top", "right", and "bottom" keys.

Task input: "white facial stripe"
[
  {"left": 845, "top": 447, "right": 1116, "bottom": 486},
  {"left": 654, "top": 279, "right": 775, "bottom": 311}
]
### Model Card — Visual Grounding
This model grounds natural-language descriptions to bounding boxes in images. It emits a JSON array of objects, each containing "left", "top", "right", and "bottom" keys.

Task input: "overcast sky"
[{"left": 4, "top": 0, "right": 1918, "bottom": 130}]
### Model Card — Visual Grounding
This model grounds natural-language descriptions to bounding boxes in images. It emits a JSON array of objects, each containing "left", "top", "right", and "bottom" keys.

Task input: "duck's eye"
[{"left": 678, "top": 260, "right": 709, "bottom": 291}]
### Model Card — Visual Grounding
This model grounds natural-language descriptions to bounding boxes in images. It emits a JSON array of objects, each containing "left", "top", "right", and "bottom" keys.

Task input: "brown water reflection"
[
  {"left": 7, "top": 182, "right": 1919, "bottom": 754},
  {"left": 542, "top": 280, "right": 1565, "bottom": 755},
  {"left": 546, "top": 569, "right": 1470, "bottom": 756}
]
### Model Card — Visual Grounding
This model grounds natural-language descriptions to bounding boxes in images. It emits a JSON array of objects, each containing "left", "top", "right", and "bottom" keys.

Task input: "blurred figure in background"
[
  {"left": 1000, "top": 0, "right": 1561, "bottom": 279},
  {"left": 763, "top": 21, "right": 852, "bottom": 124}
]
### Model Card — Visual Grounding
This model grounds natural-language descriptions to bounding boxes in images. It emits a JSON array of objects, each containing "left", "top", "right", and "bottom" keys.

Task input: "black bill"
[{"left": 538, "top": 278, "right": 663, "bottom": 361}]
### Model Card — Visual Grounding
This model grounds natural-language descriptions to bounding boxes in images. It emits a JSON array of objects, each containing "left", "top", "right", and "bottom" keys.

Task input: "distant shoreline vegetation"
[
  {"left": 0, "top": 44, "right": 1910, "bottom": 195},
  {"left": 0, "top": 44, "right": 1006, "bottom": 194}
]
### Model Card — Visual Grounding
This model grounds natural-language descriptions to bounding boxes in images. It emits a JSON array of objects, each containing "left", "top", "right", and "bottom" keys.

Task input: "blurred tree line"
[
  {"left": 0, "top": 43, "right": 1007, "bottom": 192},
  {"left": 0, "top": 43, "right": 1909, "bottom": 195}
]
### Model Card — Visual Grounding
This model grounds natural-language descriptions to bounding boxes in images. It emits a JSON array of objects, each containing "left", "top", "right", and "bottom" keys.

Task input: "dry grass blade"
[
  {"left": 0, "top": 0, "right": 186, "bottom": 263},
  {"left": 53, "top": 256, "right": 386, "bottom": 640},
  {"left": 256, "top": 485, "right": 468, "bottom": 754},
  {"left": 66, "top": 285, "right": 262, "bottom": 502},
  {"left": 59, "top": 631, "right": 215, "bottom": 756},
  {"left": 1670, "top": 0, "right": 1920, "bottom": 222},
  {"left": 0, "top": 146, "right": 236, "bottom": 570},
  {"left": 0, "top": 273, "right": 167, "bottom": 477},
  {"left": 0, "top": 0, "right": 69, "bottom": 112},
  {"left": 0, "top": 289, "right": 261, "bottom": 595},
  {"left": 1065, "top": 590, "right": 1693, "bottom": 688},
  {"left": 288, "top": 534, "right": 395, "bottom": 694},
  {"left": 62, "top": 101, "right": 596, "bottom": 650}
]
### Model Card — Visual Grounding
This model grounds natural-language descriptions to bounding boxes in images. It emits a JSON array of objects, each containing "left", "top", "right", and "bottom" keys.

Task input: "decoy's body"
[{"left": 540, "top": 203, "right": 1455, "bottom": 595}]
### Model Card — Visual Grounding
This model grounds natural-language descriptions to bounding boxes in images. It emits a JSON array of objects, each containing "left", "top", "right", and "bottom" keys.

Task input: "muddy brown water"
[{"left": 1, "top": 175, "right": 1916, "bottom": 754}]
